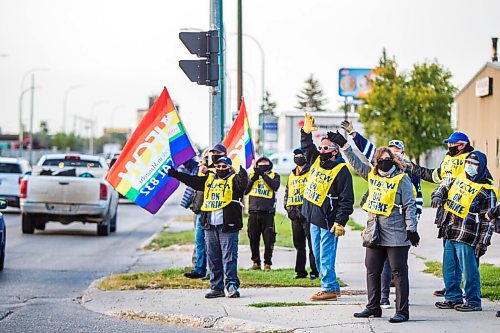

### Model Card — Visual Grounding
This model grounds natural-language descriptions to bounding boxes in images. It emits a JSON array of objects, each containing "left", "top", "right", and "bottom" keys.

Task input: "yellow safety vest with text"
[
  {"left": 443, "top": 173, "right": 494, "bottom": 219},
  {"left": 202, "top": 173, "right": 235, "bottom": 212},
  {"left": 248, "top": 172, "right": 276, "bottom": 199},
  {"left": 303, "top": 157, "right": 346, "bottom": 207},
  {"left": 432, "top": 154, "right": 467, "bottom": 184},
  {"left": 285, "top": 170, "right": 309, "bottom": 207},
  {"left": 362, "top": 171, "right": 406, "bottom": 217}
]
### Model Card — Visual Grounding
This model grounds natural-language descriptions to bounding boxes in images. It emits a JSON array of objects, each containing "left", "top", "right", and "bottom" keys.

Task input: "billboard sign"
[{"left": 338, "top": 68, "right": 376, "bottom": 98}]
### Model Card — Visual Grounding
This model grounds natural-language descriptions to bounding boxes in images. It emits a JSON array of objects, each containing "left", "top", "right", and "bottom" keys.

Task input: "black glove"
[
  {"left": 238, "top": 166, "right": 245, "bottom": 175},
  {"left": 167, "top": 166, "right": 177, "bottom": 177},
  {"left": 327, "top": 130, "right": 347, "bottom": 147},
  {"left": 251, "top": 172, "right": 260, "bottom": 181},
  {"left": 475, "top": 245, "right": 487, "bottom": 258},
  {"left": 254, "top": 168, "right": 263, "bottom": 176},
  {"left": 406, "top": 230, "right": 420, "bottom": 247},
  {"left": 431, "top": 197, "right": 443, "bottom": 208}
]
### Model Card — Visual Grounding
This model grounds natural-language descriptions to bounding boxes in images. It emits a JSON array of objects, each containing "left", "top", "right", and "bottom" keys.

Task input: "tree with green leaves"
[
  {"left": 296, "top": 74, "right": 328, "bottom": 111},
  {"left": 261, "top": 90, "right": 277, "bottom": 115},
  {"left": 359, "top": 49, "right": 456, "bottom": 162}
]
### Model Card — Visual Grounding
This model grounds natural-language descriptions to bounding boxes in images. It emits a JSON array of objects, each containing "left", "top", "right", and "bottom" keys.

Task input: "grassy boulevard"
[{"left": 98, "top": 268, "right": 346, "bottom": 291}]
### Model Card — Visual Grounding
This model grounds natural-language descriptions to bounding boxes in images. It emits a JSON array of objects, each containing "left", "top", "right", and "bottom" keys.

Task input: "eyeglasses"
[
  {"left": 377, "top": 158, "right": 392, "bottom": 164},
  {"left": 294, "top": 154, "right": 304, "bottom": 158},
  {"left": 318, "top": 145, "right": 337, "bottom": 151},
  {"left": 215, "top": 165, "right": 230, "bottom": 170}
]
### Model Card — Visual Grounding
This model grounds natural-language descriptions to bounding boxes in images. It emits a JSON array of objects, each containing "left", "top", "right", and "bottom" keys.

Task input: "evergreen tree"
[
  {"left": 261, "top": 90, "right": 277, "bottom": 115},
  {"left": 296, "top": 74, "right": 328, "bottom": 111}
]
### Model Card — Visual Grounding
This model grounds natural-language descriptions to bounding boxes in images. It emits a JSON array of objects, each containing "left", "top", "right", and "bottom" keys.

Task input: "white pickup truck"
[{"left": 20, "top": 154, "right": 119, "bottom": 236}]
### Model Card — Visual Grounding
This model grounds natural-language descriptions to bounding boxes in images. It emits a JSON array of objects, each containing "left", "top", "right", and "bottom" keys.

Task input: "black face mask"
[
  {"left": 216, "top": 169, "right": 230, "bottom": 178},
  {"left": 294, "top": 156, "right": 307, "bottom": 166},
  {"left": 448, "top": 145, "right": 460, "bottom": 156},
  {"left": 212, "top": 155, "right": 223, "bottom": 164},
  {"left": 258, "top": 165, "right": 272, "bottom": 173},
  {"left": 319, "top": 151, "right": 333, "bottom": 161},
  {"left": 378, "top": 159, "right": 395, "bottom": 172}
]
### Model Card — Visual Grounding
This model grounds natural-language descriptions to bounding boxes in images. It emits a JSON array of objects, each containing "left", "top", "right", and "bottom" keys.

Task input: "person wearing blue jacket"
[{"left": 341, "top": 120, "right": 422, "bottom": 308}]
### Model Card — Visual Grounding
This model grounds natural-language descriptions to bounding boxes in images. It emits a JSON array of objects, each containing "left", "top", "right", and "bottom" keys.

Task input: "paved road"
[{"left": 0, "top": 192, "right": 211, "bottom": 333}]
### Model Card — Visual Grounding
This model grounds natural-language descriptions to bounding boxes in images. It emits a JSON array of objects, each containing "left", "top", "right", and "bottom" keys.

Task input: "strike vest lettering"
[
  {"left": 432, "top": 154, "right": 467, "bottom": 184},
  {"left": 443, "top": 173, "right": 492, "bottom": 219},
  {"left": 362, "top": 170, "right": 405, "bottom": 217},
  {"left": 286, "top": 170, "right": 309, "bottom": 207},
  {"left": 303, "top": 157, "right": 346, "bottom": 207},
  {"left": 249, "top": 172, "right": 276, "bottom": 199},
  {"left": 202, "top": 173, "right": 235, "bottom": 212}
]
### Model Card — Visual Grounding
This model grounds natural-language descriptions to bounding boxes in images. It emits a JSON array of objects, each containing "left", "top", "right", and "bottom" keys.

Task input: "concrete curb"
[{"left": 82, "top": 278, "right": 292, "bottom": 332}]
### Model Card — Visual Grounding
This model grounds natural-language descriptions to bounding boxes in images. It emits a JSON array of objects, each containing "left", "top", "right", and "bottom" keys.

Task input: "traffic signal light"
[{"left": 179, "top": 30, "right": 219, "bottom": 87}]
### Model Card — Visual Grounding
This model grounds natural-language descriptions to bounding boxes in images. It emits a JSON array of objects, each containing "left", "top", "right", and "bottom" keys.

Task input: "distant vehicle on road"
[
  {"left": 20, "top": 154, "right": 119, "bottom": 236},
  {"left": 0, "top": 157, "right": 31, "bottom": 208},
  {"left": 0, "top": 199, "right": 7, "bottom": 271},
  {"left": 269, "top": 152, "right": 295, "bottom": 175}
]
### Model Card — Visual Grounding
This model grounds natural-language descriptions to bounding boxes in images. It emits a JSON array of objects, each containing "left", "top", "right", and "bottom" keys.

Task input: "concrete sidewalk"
[{"left": 81, "top": 208, "right": 500, "bottom": 332}]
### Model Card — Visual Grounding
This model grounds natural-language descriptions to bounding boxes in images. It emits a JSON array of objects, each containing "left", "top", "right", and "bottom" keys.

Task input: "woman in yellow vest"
[
  {"left": 330, "top": 131, "right": 419, "bottom": 323},
  {"left": 284, "top": 148, "right": 319, "bottom": 280},
  {"left": 431, "top": 151, "right": 496, "bottom": 312},
  {"left": 168, "top": 156, "right": 248, "bottom": 299},
  {"left": 300, "top": 114, "right": 355, "bottom": 302}
]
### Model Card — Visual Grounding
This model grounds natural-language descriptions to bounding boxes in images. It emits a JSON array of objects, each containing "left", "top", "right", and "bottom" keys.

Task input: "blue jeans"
[
  {"left": 205, "top": 225, "right": 239, "bottom": 292},
  {"left": 193, "top": 214, "right": 207, "bottom": 276},
  {"left": 310, "top": 223, "right": 339, "bottom": 292},
  {"left": 443, "top": 240, "right": 481, "bottom": 307}
]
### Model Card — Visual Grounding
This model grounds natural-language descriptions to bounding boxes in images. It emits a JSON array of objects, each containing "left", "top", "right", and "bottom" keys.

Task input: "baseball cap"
[
  {"left": 209, "top": 143, "right": 227, "bottom": 154},
  {"left": 465, "top": 153, "right": 479, "bottom": 165},
  {"left": 444, "top": 132, "right": 469, "bottom": 144},
  {"left": 293, "top": 148, "right": 303, "bottom": 155},
  {"left": 215, "top": 156, "right": 232, "bottom": 166},
  {"left": 388, "top": 139, "right": 405, "bottom": 152}
]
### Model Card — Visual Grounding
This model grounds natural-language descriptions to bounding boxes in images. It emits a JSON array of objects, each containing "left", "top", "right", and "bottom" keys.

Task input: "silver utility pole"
[
  {"left": 28, "top": 74, "right": 35, "bottom": 165},
  {"left": 209, "top": 0, "right": 223, "bottom": 146}
]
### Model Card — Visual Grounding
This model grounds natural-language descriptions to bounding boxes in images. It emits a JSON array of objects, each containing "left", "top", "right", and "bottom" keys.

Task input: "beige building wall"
[{"left": 455, "top": 63, "right": 500, "bottom": 190}]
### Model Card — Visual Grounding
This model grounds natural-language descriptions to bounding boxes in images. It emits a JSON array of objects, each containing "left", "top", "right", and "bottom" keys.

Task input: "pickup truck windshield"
[
  {"left": 42, "top": 159, "right": 102, "bottom": 168},
  {"left": 0, "top": 163, "right": 22, "bottom": 173}
]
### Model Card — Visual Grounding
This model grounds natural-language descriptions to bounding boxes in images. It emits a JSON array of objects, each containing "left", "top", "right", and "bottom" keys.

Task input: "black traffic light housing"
[{"left": 179, "top": 30, "right": 219, "bottom": 87}]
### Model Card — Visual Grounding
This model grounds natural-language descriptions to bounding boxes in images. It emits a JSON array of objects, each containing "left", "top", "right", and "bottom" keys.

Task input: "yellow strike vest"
[
  {"left": 202, "top": 173, "right": 235, "bottom": 212},
  {"left": 285, "top": 170, "right": 309, "bottom": 207},
  {"left": 443, "top": 173, "right": 493, "bottom": 219},
  {"left": 303, "top": 158, "right": 346, "bottom": 207},
  {"left": 363, "top": 170, "right": 406, "bottom": 217},
  {"left": 248, "top": 172, "right": 276, "bottom": 199},
  {"left": 432, "top": 154, "right": 467, "bottom": 184}
]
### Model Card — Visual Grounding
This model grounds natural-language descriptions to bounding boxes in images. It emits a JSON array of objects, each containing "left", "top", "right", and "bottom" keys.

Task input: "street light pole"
[
  {"left": 209, "top": 0, "right": 223, "bottom": 146},
  {"left": 63, "top": 85, "right": 83, "bottom": 134},
  {"left": 28, "top": 74, "right": 35, "bottom": 165},
  {"left": 89, "top": 101, "right": 110, "bottom": 154},
  {"left": 18, "top": 86, "right": 39, "bottom": 158}
]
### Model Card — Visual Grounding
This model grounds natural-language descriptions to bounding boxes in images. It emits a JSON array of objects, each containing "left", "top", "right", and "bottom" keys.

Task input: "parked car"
[
  {"left": 0, "top": 199, "right": 7, "bottom": 271},
  {"left": 20, "top": 154, "right": 119, "bottom": 236},
  {"left": 0, "top": 157, "right": 31, "bottom": 207}
]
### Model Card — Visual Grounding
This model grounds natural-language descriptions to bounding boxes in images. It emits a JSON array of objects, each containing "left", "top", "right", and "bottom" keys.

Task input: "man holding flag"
[{"left": 168, "top": 155, "right": 248, "bottom": 298}]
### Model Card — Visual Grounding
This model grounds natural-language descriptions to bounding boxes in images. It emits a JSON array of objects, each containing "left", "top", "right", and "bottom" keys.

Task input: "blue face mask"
[{"left": 465, "top": 163, "right": 478, "bottom": 177}]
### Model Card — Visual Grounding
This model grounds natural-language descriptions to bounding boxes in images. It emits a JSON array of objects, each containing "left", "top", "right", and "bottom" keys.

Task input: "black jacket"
[
  {"left": 245, "top": 157, "right": 280, "bottom": 214},
  {"left": 300, "top": 129, "right": 354, "bottom": 230},
  {"left": 283, "top": 164, "right": 310, "bottom": 221},
  {"left": 171, "top": 167, "right": 248, "bottom": 232}
]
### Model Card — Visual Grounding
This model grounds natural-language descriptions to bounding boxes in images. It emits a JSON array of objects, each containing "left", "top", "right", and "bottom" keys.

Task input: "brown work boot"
[
  {"left": 336, "top": 290, "right": 341, "bottom": 297},
  {"left": 310, "top": 291, "right": 337, "bottom": 301},
  {"left": 264, "top": 264, "right": 271, "bottom": 271},
  {"left": 250, "top": 262, "right": 261, "bottom": 270}
]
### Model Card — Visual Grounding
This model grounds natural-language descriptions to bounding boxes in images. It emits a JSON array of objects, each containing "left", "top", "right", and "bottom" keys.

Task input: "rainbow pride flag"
[
  {"left": 223, "top": 98, "right": 255, "bottom": 169},
  {"left": 105, "top": 87, "right": 197, "bottom": 214}
]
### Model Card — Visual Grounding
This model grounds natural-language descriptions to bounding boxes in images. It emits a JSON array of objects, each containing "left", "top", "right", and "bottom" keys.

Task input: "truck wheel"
[
  {"left": 0, "top": 225, "right": 5, "bottom": 271},
  {"left": 22, "top": 214, "right": 35, "bottom": 234},
  {"left": 97, "top": 221, "right": 110, "bottom": 236},
  {"left": 34, "top": 217, "right": 46, "bottom": 231},
  {"left": 110, "top": 211, "right": 117, "bottom": 233}
]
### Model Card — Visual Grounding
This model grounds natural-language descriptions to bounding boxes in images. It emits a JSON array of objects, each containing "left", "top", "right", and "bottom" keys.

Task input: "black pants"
[
  {"left": 248, "top": 212, "right": 276, "bottom": 265},
  {"left": 365, "top": 246, "right": 410, "bottom": 318},
  {"left": 291, "top": 219, "right": 318, "bottom": 277}
]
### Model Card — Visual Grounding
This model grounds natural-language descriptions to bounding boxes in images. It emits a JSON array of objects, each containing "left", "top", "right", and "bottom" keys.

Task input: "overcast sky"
[{"left": 0, "top": 0, "right": 499, "bottom": 147}]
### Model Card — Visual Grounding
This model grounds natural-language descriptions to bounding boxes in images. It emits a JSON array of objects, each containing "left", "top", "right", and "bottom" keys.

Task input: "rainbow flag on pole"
[
  {"left": 105, "top": 87, "right": 197, "bottom": 214},
  {"left": 223, "top": 98, "right": 255, "bottom": 170}
]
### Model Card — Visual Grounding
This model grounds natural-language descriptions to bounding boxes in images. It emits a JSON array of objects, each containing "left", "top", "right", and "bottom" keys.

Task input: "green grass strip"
[{"left": 248, "top": 302, "right": 327, "bottom": 308}]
